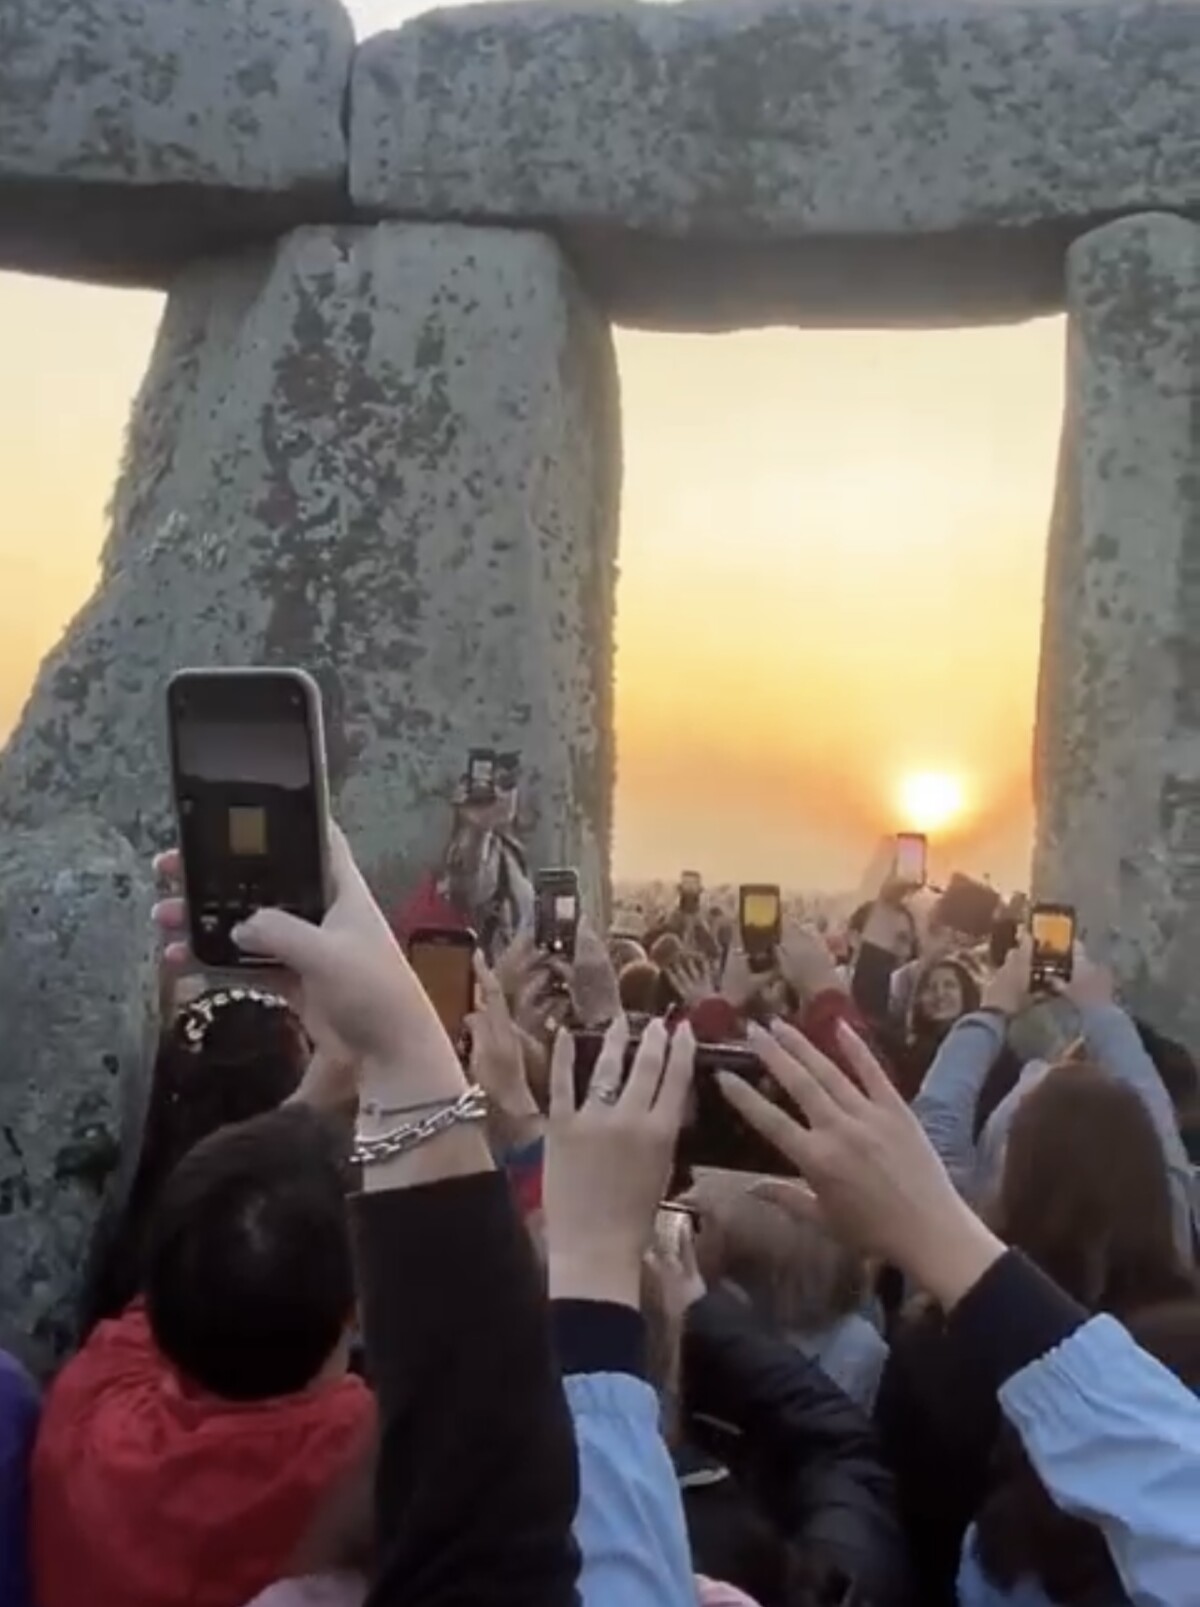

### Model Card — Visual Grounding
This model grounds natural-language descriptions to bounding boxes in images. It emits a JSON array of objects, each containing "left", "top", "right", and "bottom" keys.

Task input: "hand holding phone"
[{"left": 167, "top": 667, "right": 331, "bottom": 970}]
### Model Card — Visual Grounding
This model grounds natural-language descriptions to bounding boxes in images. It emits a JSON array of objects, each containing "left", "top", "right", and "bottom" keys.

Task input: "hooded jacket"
[{"left": 31, "top": 1306, "right": 374, "bottom": 1607}]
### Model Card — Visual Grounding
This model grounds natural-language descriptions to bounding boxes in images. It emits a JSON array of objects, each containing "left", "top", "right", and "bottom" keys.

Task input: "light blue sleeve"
[
  {"left": 911, "top": 1012, "right": 1006, "bottom": 1197},
  {"left": 999, "top": 1315, "right": 1200, "bottom": 1607},
  {"left": 565, "top": 1372, "right": 696, "bottom": 1607},
  {"left": 1081, "top": 1003, "right": 1195, "bottom": 1259}
]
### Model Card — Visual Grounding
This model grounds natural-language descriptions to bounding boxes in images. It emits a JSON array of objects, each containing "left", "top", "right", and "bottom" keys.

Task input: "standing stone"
[
  {"left": 0, "top": 223, "right": 621, "bottom": 915},
  {"left": 0, "top": 0, "right": 354, "bottom": 285},
  {"left": 1034, "top": 213, "right": 1200, "bottom": 1044},
  {"left": 0, "top": 818, "right": 157, "bottom": 1376}
]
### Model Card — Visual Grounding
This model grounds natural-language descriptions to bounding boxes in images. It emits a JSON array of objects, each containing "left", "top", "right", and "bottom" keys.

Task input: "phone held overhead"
[
  {"left": 739, "top": 883, "right": 782, "bottom": 973},
  {"left": 894, "top": 832, "right": 927, "bottom": 887},
  {"left": 407, "top": 927, "right": 477, "bottom": 1042},
  {"left": 679, "top": 870, "right": 703, "bottom": 915},
  {"left": 535, "top": 867, "right": 581, "bottom": 962},
  {"left": 168, "top": 667, "right": 331, "bottom": 970},
  {"left": 1030, "top": 902, "right": 1076, "bottom": 989}
]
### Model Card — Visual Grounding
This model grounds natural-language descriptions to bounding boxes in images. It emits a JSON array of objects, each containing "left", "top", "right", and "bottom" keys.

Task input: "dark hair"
[
  {"left": 1133, "top": 1017, "right": 1200, "bottom": 1113},
  {"left": 145, "top": 1104, "right": 354, "bottom": 1400},
  {"left": 85, "top": 990, "right": 310, "bottom": 1327},
  {"left": 975, "top": 1300, "right": 1200, "bottom": 1601},
  {"left": 848, "top": 901, "right": 917, "bottom": 950},
  {"left": 995, "top": 1063, "right": 1196, "bottom": 1314},
  {"left": 910, "top": 958, "right": 981, "bottom": 1038}
]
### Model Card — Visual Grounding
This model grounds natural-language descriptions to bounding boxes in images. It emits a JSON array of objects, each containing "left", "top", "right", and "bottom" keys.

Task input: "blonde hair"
[{"left": 719, "top": 1192, "right": 867, "bottom": 1332}]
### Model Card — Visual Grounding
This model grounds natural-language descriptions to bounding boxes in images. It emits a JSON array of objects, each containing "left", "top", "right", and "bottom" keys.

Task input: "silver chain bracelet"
[{"left": 351, "top": 1085, "right": 489, "bottom": 1166}]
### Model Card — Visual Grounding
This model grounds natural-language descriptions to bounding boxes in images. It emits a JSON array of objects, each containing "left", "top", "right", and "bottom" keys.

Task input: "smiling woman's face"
[{"left": 922, "top": 965, "right": 965, "bottom": 1025}]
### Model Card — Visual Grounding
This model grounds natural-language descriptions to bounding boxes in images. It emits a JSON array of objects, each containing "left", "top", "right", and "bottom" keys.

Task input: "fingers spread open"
[
  {"left": 835, "top": 1021, "right": 902, "bottom": 1107},
  {"left": 716, "top": 1072, "right": 809, "bottom": 1176},
  {"left": 622, "top": 1016, "right": 668, "bottom": 1110},
  {"left": 588, "top": 1014, "right": 629, "bottom": 1103},
  {"left": 655, "top": 1021, "right": 696, "bottom": 1130},
  {"left": 746, "top": 1023, "right": 842, "bottom": 1128},
  {"left": 549, "top": 1028, "right": 577, "bottom": 1118},
  {"left": 771, "top": 1018, "right": 867, "bottom": 1114}
]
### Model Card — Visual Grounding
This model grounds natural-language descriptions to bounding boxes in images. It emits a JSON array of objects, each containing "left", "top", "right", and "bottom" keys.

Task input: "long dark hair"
[
  {"left": 994, "top": 1063, "right": 1196, "bottom": 1314},
  {"left": 84, "top": 988, "right": 309, "bottom": 1327},
  {"left": 974, "top": 1301, "right": 1200, "bottom": 1601}
]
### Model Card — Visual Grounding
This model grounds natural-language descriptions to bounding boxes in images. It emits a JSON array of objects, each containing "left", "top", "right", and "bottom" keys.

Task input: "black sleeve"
[
  {"left": 873, "top": 1251, "right": 1087, "bottom": 1606},
  {"left": 850, "top": 941, "right": 897, "bottom": 1027},
  {"left": 354, "top": 1173, "right": 580, "bottom": 1607},
  {"left": 683, "top": 1289, "right": 914, "bottom": 1607}
]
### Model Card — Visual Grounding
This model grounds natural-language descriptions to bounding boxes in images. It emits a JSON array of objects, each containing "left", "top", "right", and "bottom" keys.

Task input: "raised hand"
[
  {"left": 776, "top": 920, "right": 843, "bottom": 1003},
  {"left": 668, "top": 952, "right": 715, "bottom": 1007},
  {"left": 719, "top": 945, "right": 764, "bottom": 1012},
  {"left": 983, "top": 935, "right": 1033, "bottom": 1017},
  {"left": 467, "top": 954, "right": 543, "bottom": 1151},
  {"left": 544, "top": 1016, "right": 695, "bottom": 1308},
  {"left": 570, "top": 917, "right": 623, "bottom": 1027},
  {"left": 718, "top": 1019, "right": 1004, "bottom": 1311}
]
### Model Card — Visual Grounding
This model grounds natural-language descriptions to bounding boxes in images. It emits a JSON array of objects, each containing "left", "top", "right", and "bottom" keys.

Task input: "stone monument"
[{"left": 3, "top": 0, "right": 1200, "bottom": 1357}]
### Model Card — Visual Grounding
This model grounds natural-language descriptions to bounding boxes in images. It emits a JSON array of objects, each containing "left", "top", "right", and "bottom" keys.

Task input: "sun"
[{"left": 898, "top": 770, "right": 967, "bottom": 834}]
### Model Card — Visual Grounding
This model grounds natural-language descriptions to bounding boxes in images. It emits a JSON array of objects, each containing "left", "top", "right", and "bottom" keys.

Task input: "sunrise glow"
[{"left": 898, "top": 771, "right": 968, "bottom": 835}]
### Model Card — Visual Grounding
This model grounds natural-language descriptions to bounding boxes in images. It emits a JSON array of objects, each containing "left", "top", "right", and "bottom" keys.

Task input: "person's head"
[
  {"left": 145, "top": 1104, "right": 356, "bottom": 1401},
  {"left": 910, "top": 956, "right": 981, "bottom": 1039},
  {"left": 608, "top": 935, "right": 647, "bottom": 973},
  {"left": 649, "top": 931, "right": 685, "bottom": 971},
  {"left": 703, "top": 1187, "right": 868, "bottom": 1334},
  {"left": 139, "top": 988, "right": 310, "bottom": 1200},
  {"left": 619, "top": 959, "right": 663, "bottom": 1015},
  {"left": 847, "top": 900, "right": 917, "bottom": 965},
  {"left": 994, "top": 1062, "right": 1196, "bottom": 1314},
  {"left": 973, "top": 1300, "right": 1200, "bottom": 1603}
]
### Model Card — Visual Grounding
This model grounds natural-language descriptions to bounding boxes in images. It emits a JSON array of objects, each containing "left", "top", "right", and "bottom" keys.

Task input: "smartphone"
[
  {"left": 408, "top": 927, "right": 477, "bottom": 1041},
  {"left": 167, "top": 667, "right": 331, "bottom": 970},
  {"left": 534, "top": 868, "right": 581, "bottom": 962},
  {"left": 571, "top": 1031, "right": 799, "bottom": 1177},
  {"left": 894, "top": 832, "right": 928, "bottom": 886},
  {"left": 467, "top": 747, "right": 496, "bottom": 804},
  {"left": 739, "top": 883, "right": 782, "bottom": 973},
  {"left": 1030, "top": 902, "right": 1076, "bottom": 989},
  {"left": 679, "top": 870, "right": 702, "bottom": 915}
]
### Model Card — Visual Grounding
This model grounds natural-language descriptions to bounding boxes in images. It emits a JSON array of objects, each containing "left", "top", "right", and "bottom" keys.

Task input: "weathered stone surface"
[
  {"left": 0, "top": 222, "right": 621, "bottom": 914},
  {"left": 0, "top": 818, "right": 156, "bottom": 1375},
  {"left": 352, "top": 0, "right": 1200, "bottom": 329},
  {"left": 0, "top": 0, "right": 353, "bottom": 285},
  {"left": 1034, "top": 213, "right": 1200, "bottom": 1045}
]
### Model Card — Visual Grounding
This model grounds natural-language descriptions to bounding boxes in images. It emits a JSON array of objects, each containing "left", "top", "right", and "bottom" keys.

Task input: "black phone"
[
  {"left": 467, "top": 747, "right": 497, "bottom": 804},
  {"left": 739, "top": 883, "right": 782, "bottom": 973},
  {"left": 894, "top": 832, "right": 928, "bottom": 886},
  {"left": 167, "top": 667, "right": 331, "bottom": 970},
  {"left": 571, "top": 1031, "right": 800, "bottom": 1177},
  {"left": 1030, "top": 903, "right": 1076, "bottom": 990},
  {"left": 535, "top": 868, "right": 581, "bottom": 962},
  {"left": 408, "top": 927, "right": 477, "bottom": 1041}
]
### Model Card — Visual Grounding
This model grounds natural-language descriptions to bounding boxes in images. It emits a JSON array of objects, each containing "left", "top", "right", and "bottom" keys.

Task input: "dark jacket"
[
  {"left": 352, "top": 1172, "right": 580, "bottom": 1607},
  {"left": 680, "top": 1289, "right": 914, "bottom": 1607},
  {"left": 873, "top": 1303, "right": 1001, "bottom": 1607}
]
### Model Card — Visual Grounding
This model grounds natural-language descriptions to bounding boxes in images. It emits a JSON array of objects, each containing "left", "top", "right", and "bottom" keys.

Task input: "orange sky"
[{"left": 0, "top": 3, "right": 1066, "bottom": 896}]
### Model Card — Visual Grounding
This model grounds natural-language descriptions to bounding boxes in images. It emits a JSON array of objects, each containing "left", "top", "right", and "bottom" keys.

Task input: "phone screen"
[
  {"left": 409, "top": 937, "right": 475, "bottom": 1039},
  {"left": 169, "top": 670, "right": 327, "bottom": 969},
  {"left": 536, "top": 870, "right": 580, "bottom": 959},
  {"left": 1032, "top": 909, "right": 1075, "bottom": 959},
  {"left": 741, "top": 891, "right": 780, "bottom": 933},
  {"left": 895, "top": 833, "right": 928, "bottom": 885}
]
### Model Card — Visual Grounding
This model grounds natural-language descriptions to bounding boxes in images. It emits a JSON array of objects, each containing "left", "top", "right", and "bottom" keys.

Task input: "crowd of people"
[{"left": 2, "top": 838, "right": 1199, "bottom": 1607}]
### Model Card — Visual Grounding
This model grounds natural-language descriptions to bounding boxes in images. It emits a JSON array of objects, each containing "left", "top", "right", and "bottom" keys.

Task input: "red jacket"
[{"left": 32, "top": 1307, "right": 374, "bottom": 1607}]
